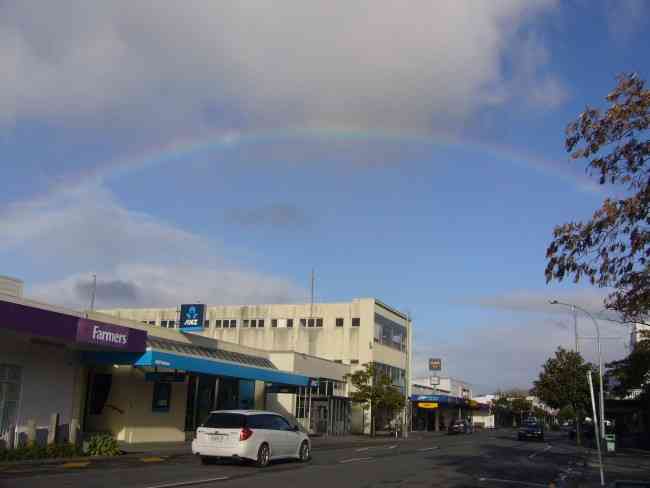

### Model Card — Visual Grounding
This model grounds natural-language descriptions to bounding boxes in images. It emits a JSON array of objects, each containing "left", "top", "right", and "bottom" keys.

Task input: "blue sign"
[{"left": 179, "top": 304, "right": 205, "bottom": 332}]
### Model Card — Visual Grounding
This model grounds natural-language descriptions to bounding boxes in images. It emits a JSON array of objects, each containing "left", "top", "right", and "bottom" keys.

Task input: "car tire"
[
  {"left": 201, "top": 456, "right": 217, "bottom": 465},
  {"left": 299, "top": 441, "right": 311, "bottom": 463},
  {"left": 255, "top": 443, "right": 271, "bottom": 468}
]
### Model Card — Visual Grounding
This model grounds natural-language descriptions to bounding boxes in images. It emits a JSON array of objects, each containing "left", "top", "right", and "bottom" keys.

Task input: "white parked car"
[{"left": 192, "top": 410, "right": 311, "bottom": 467}]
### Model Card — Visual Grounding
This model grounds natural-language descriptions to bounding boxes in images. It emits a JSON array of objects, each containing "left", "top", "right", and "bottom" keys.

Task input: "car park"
[{"left": 191, "top": 410, "right": 311, "bottom": 467}]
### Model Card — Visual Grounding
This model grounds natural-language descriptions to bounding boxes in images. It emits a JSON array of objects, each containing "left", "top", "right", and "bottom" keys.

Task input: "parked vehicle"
[
  {"left": 191, "top": 410, "right": 311, "bottom": 467},
  {"left": 518, "top": 420, "right": 544, "bottom": 441},
  {"left": 448, "top": 419, "right": 473, "bottom": 434}
]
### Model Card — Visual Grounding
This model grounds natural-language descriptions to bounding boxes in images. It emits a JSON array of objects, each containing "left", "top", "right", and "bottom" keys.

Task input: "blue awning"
[
  {"left": 410, "top": 394, "right": 468, "bottom": 406},
  {"left": 134, "top": 350, "right": 310, "bottom": 387},
  {"left": 81, "top": 337, "right": 310, "bottom": 387}
]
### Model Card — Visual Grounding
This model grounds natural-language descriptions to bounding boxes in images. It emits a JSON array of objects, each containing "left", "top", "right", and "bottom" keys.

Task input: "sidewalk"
[{"left": 575, "top": 447, "right": 650, "bottom": 487}]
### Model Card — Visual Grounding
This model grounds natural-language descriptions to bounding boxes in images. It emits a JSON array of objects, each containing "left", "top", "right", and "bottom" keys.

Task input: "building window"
[
  {"left": 0, "top": 365, "right": 21, "bottom": 436},
  {"left": 271, "top": 319, "right": 278, "bottom": 328},
  {"left": 215, "top": 320, "right": 222, "bottom": 328},
  {"left": 243, "top": 319, "right": 250, "bottom": 328},
  {"left": 148, "top": 320, "right": 156, "bottom": 325},
  {"left": 168, "top": 320, "right": 175, "bottom": 328},
  {"left": 251, "top": 319, "right": 257, "bottom": 328},
  {"left": 308, "top": 318, "right": 315, "bottom": 328},
  {"left": 230, "top": 320, "right": 237, "bottom": 328},
  {"left": 152, "top": 382, "right": 172, "bottom": 412},
  {"left": 316, "top": 318, "right": 323, "bottom": 328},
  {"left": 352, "top": 318, "right": 360, "bottom": 327},
  {"left": 204, "top": 319, "right": 210, "bottom": 328},
  {"left": 334, "top": 360, "right": 342, "bottom": 364},
  {"left": 286, "top": 319, "right": 294, "bottom": 328},
  {"left": 258, "top": 319, "right": 265, "bottom": 328},
  {"left": 161, "top": 320, "right": 168, "bottom": 328},
  {"left": 300, "top": 319, "right": 307, "bottom": 327},
  {"left": 350, "top": 359, "right": 359, "bottom": 364},
  {"left": 373, "top": 314, "right": 407, "bottom": 352},
  {"left": 336, "top": 318, "right": 344, "bottom": 327}
]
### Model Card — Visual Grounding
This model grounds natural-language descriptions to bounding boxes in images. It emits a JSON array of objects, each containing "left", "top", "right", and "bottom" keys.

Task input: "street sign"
[
  {"left": 429, "top": 376, "right": 440, "bottom": 386},
  {"left": 428, "top": 358, "right": 442, "bottom": 371},
  {"left": 417, "top": 402, "right": 439, "bottom": 409}
]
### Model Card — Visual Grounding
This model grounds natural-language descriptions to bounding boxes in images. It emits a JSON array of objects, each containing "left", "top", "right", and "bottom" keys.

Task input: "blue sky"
[{"left": 1, "top": 1, "right": 648, "bottom": 392}]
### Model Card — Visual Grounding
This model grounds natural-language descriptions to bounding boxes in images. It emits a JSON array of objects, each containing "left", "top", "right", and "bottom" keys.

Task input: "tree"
[
  {"left": 545, "top": 73, "right": 650, "bottom": 321},
  {"left": 511, "top": 397, "right": 533, "bottom": 426},
  {"left": 532, "top": 347, "right": 596, "bottom": 445},
  {"left": 345, "top": 363, "right": 405, "bottom": 436}
]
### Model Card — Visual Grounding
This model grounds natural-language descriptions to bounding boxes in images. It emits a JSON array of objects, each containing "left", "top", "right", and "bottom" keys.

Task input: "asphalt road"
[{"left": 0, "top": 430, "right": 587, "bottom": 488}]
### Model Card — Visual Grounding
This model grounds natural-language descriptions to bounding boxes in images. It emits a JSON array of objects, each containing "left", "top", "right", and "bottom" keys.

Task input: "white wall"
[{"left": 0, "top": 331, "right": 84, "bottom": 445}]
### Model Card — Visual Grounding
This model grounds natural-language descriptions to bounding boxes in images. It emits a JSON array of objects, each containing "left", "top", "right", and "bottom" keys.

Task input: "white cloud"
[
  {"left": 0, "top": 1, "right": 562, "bottom": 131},
  {"left": 0, "top": 183, "right": 305, "bottom": 309},
  {"left": 413, "top": 316, "right": 629, "bottom": 394}
]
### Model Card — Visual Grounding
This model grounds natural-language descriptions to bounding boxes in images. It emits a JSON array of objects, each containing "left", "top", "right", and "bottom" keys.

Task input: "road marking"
[
  {"left": 339, "top": 457, "right": 373, "bottom": 464},
  {"left": 417, "top": 446, "right": 440, "bottom": 452},
  {"left": 478, "top": 477, "right": 547, "bottom": 487},
  {"left": 528, "top": 445, "right": 552, "bottom": 459},
  {"left": 143, "top": 477, "right": 230, "bottom": 488},
  {"left": 355, "top": 447, "right": 371, "bottom": 452},
  {"left": 141, "top": 456, "right": 166, "bottom": 463},
  {"left": 387, "top": 445, "right": 397, "bottom": 449},
  {"left": 60, "top": 462, "right": 90, "bottom": 469}
]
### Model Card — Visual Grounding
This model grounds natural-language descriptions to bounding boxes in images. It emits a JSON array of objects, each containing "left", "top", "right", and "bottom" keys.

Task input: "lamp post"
[{"left": 549, "top": 300, "right": 605, "bottom": 443}]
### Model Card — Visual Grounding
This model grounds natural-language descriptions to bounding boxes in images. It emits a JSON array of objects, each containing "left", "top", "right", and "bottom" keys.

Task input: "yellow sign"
[{"left": 417, "top": 402, "right": 439, "bottom": 409}]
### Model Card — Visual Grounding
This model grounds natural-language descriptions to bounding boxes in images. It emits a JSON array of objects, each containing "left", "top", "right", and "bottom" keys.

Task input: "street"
[{"left": 0, "top": 430, "right": 588, "bottom": 488}]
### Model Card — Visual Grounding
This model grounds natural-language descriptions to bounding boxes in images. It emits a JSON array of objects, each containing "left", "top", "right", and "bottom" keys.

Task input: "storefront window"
[
  {"left": 89, "top": 373, "right": 112, "bottom": 415},
  {"left": 0, "top": 365, "right": 21, "bottom": 436},
  {"left": 152, "top": 382, "right": 172, "bottom": 412}
]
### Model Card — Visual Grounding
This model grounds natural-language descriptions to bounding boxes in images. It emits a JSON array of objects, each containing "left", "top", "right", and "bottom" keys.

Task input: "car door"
[{"left": 270, "top": 415, "right": 292, "bottom": 456}]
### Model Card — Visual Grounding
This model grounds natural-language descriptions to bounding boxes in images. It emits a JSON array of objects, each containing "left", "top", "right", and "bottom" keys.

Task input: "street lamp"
[{"left": 549, "top": 300, "right": 605, "bottom": 442}]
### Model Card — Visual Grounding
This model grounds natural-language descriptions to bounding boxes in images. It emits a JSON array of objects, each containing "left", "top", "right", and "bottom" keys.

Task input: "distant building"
[{"left": 630, "top": 323, "right": 650, "bottom": 350}]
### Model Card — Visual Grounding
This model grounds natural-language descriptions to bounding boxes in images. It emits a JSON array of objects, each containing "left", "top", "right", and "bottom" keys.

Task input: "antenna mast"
[
  {"left": 310, "top": 268, "right": 315, "bottom": 318},
  {"left": 90, "top": 274, "right": 97, "bottom": 311}
]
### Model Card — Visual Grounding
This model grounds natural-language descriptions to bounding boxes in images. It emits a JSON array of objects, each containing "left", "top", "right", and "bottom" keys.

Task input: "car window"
[
  {"left": 202, "top": 413, "right": 246, "bottom": 428},
  {"left": 248, "top": 414, "right": 277, "bottom": 429},
  {"left": 271, "top": 415, "right": 292, "bottom": 431}
]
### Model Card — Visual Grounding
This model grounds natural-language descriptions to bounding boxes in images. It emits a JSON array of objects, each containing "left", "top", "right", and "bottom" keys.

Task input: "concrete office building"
[{"left": 100, "top": 298, "right": 412, "bottom": 434}]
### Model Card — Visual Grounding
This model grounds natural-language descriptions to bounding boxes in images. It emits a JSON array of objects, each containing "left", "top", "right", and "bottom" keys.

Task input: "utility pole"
[
  {"left": 573, "top": 305, "right": 579, "bottom": 353},
  {"left": 310, "top": 268, "right": 315, "bottom": 318},
  {"left": 89, "top": 274, "right": 97, "bottom": 311}
]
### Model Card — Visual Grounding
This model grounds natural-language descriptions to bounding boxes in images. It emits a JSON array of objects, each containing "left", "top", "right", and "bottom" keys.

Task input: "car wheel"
[
  {"left": 299, "top": 441, "right": 311, "bottom": 462},
  {"left": 201, "top": 456, "right": 217, "bottom": 465},
  {"left": 255, "top": 443, "right": 271, "bottom": 468}
]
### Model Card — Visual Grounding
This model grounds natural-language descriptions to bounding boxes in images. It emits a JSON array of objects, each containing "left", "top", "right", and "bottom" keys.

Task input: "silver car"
[{"left": 192, "top": 410, "right": 311, "bottom": 467}]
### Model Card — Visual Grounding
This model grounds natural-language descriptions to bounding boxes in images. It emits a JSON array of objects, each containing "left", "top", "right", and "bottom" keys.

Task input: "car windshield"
[{"left": 201, "top": 413, "right": 246, "bottom": 429}]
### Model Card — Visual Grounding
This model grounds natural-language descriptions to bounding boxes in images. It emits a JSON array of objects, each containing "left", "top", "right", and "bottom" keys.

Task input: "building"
[
  {"left": 410, "top": 377, "right": 475, "bottom": 431},
  {"left": 99, "top": 298, "right": 412, "bottom": 434},
  {"left": 630, "top": 323, "right": 650, "bottom": 350},
  {"left": 0, "top": 278, "right": 356, "bottom": 448}
]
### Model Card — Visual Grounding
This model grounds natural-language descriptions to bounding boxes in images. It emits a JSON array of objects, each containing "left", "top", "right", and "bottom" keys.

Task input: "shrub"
[
  {"left": 0, "top": 442, "right": 82, "bottom": 462},
  {"left": 85, "top": 434, "right": 120, "bottom": 457}
]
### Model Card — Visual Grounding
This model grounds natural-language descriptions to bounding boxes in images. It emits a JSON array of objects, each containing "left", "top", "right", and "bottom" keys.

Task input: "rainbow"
[{"left": 96, "top": 126, "right": 593, "bottom": 192}]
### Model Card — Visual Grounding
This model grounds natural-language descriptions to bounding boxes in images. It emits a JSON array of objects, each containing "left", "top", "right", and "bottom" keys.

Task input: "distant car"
[
  {"left": 191, "top": 410, "right": 311, "bottom": 467},
  {"left": 518, "top": 421, "right": 544, "bottom": 441},
  {"left": 448, "top": 419, "right": 473, "bottom": 434}
]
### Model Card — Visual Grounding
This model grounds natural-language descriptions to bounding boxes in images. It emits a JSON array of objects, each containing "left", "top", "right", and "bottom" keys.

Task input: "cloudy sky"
[{"left": 1, "top": 1, "right": 647, "bottom": 393}]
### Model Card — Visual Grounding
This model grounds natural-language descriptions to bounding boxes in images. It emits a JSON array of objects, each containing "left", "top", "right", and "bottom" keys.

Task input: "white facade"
[
  {"left": 630, "top": 323, "right": 650, "bottom": 349},
  {"left": 100, "top": 298, "right": 412, "bottom": 434},
  {"left": 0, "top": 276, "right": 23, "bottom": 298},
  {"left": 412, "top": 377, "right": 472, "bottom": 399}
]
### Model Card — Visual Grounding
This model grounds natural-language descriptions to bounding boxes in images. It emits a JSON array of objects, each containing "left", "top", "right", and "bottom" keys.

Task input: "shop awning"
[
  {"left": 410, "top": 394, "right": 469, "bottom": 407},
  {"left": 82, "top": 337, "right": 310, "bottom": 387}
]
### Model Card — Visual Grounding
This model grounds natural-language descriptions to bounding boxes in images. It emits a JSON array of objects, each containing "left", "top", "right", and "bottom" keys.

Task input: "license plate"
[{"left": 211, "top": 434, "right": 226, "bottom": 443}]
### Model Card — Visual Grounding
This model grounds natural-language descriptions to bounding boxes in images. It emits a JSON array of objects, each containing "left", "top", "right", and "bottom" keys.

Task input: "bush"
[
  {"left": 85, "top": 434, "right": 120, "bottom": 457},
  {"left": 0, "top": 442, "right": 82, "bottom": 462}
]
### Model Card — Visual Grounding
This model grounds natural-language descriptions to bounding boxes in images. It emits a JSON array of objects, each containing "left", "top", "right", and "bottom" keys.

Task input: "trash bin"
[{"left": 605, "top": 433, "right": 616, "bottom": 452}]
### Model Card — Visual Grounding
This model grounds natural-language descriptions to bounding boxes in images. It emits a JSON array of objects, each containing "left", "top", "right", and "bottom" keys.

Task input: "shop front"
[
  {"left": 0, "top": 297, "right": 147, "bottom": 448},
  {"left": 410, "top": 394, "right": 470, "bottom": 432}
]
